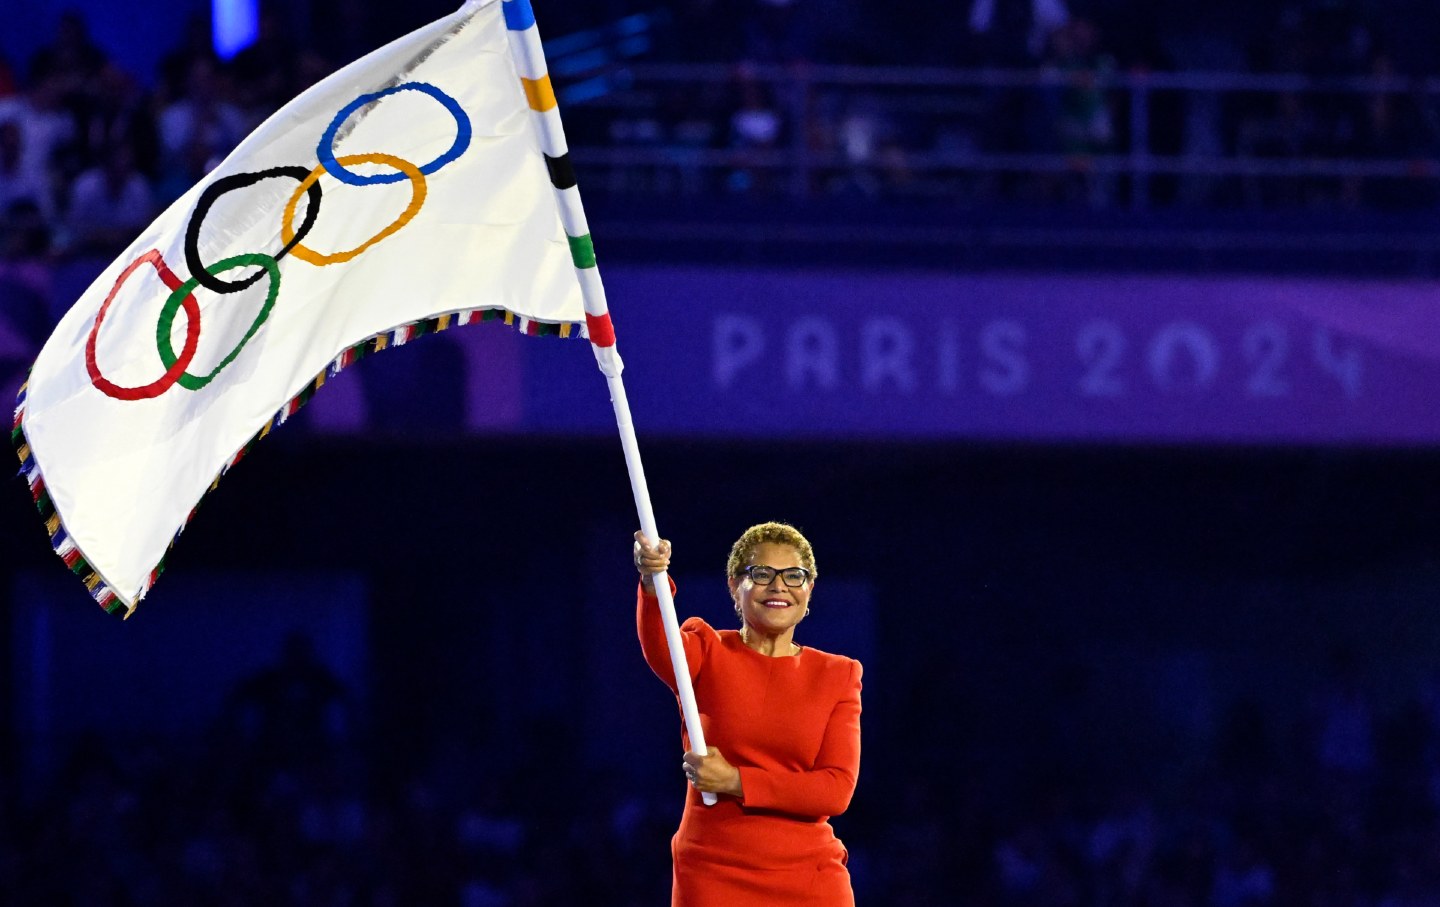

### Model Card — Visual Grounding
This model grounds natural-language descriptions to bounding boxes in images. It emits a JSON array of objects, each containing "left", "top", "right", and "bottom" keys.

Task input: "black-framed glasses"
[{"left": 740, "top": 565, "right": 812, "bottom": 587}]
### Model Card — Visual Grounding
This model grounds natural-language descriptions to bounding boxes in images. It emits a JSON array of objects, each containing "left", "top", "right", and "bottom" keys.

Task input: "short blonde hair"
[{"left": 726, "top": 522, "right": 818, "bottom": 580}]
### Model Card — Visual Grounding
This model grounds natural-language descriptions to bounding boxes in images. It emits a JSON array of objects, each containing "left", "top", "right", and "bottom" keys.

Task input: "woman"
[{"left": 634, "top": 522, "right": 862, "bottom": 906}]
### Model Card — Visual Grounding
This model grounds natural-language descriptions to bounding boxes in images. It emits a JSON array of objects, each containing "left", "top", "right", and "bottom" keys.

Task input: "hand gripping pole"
[{"left": 606, "top": 374, "right": 718, "bottom": 807}]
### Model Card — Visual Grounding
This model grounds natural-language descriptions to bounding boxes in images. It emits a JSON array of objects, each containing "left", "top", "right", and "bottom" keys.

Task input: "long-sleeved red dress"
[{"left": 637, "top": 582, "right": 863, "bottom": 906}]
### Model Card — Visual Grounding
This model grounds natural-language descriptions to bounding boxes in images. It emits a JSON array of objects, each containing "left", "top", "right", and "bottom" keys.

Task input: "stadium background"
[{"left": 3, "top": 1, "right": 1440, "bottom": 903}]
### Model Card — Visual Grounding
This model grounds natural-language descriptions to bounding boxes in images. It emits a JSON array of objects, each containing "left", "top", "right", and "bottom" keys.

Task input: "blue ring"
[{"left": 317, "top": 82, "right": 472, "bottom": 186}]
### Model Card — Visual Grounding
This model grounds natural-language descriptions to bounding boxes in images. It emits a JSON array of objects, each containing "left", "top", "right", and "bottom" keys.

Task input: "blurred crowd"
[
  {"left": 0, "top": 9, "right": 339, "bottom": 269},
  {"left": 615, "top": 0, "right": 1440, "bottom": 207},
  {"left": 5, "top": 639, "right": 1440, "bottom": 905},
  {"left": 2, "top": 0, "right": 1440, "bottom": 280},
  {"left": 0, "top": 633, "right": 670, "bottom": 906},
  {"left": 874, "top": 651, "right": 1440, "bottom": 906}
]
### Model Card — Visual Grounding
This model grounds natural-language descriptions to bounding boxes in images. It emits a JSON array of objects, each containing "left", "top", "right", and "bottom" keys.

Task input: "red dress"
[{"left": 637, "top": 582, "right": 863, "bottom": 906}]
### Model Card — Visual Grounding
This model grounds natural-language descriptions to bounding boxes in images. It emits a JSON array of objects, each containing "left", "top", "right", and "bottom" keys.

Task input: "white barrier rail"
[{"left": 560, "top": 64, "right": 1440, "bottom": 210}]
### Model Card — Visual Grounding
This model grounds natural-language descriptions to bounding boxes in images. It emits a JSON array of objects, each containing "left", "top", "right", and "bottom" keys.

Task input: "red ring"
[{"left": 86, "top": 250, "right": 202, "bottom": 401}]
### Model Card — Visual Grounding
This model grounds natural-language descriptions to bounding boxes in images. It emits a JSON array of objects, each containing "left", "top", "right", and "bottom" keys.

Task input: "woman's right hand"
[{"left": 634, "top": 531, "right": 671, "bottom": 586}]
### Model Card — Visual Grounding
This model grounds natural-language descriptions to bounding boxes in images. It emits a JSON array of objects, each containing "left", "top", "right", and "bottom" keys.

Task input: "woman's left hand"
[{"left": 683, "top": 747, "right": 743, "bottom": 798}]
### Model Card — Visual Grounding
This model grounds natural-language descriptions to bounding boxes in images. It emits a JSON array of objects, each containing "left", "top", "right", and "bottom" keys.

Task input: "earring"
[
  {"left": 734, "top": 604, "right": 742, "bottom": 617},
  {"left": 804, "top": 607, "right": 810, "bottom": 617}
]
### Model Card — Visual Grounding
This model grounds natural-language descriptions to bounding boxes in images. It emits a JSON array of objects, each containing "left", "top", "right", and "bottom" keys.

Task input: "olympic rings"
[
  {"left": 184, "top": 167, "right": 323, "bottom": 295},
  {"left": 280, "top": 153, "right": 427, "bottom": 266},
  {"left": 317, "top": 82, "right": 472, "bottom": 186},
  {"left": 87, "top": 250, "right": 202, "bottom": 401},
  {"left": 87, "top": 80, "right": 470, "bottom": 401},
  {"left": 156, "top": 253, "right": 281, "bottom": 391}
]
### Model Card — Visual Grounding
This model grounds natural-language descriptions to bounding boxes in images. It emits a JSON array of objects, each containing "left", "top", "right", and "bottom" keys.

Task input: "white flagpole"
[
  {"left": 498, "top": 0, "right": 718, "bottom": 806},
  {"left": 606, "top": 370, "right": 719, "bottom": 809}
]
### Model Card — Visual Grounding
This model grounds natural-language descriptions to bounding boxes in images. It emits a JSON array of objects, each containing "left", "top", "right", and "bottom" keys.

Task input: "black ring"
[{"left": 184, "top": 167, "right": 323, "bottom": 295}]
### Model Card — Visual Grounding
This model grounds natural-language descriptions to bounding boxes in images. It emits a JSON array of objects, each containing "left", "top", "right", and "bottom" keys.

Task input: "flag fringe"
[{"left": 12, "top": 305, "right": 582, "bottom": 618}]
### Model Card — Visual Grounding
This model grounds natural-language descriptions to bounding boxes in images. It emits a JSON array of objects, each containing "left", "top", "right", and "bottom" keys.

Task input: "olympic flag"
[
  {"left": 18, "top": 0, "right": 719, "bottom": 804},
  {"left": 13, "top": 0, "right": 613, "bottom": 614}
]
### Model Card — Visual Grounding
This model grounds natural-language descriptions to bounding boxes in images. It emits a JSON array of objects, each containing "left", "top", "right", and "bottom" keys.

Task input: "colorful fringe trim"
[{"left": 12, "top": 306, "right": 582, "bottom": 618}]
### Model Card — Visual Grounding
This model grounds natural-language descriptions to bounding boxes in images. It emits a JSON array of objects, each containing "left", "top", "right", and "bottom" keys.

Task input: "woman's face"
[{"left": 729, "top": 542, "right": 813, "bottom": 636}]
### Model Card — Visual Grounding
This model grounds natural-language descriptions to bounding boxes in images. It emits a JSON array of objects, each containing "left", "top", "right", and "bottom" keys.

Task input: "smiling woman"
[{"left": 634, "top": 522, "right": 863, "bottom": 907}]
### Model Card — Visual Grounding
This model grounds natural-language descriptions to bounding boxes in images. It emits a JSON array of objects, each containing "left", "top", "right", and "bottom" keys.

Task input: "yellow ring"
[{"left": 281, "top": 152, "right": 428, "bottom": 266}]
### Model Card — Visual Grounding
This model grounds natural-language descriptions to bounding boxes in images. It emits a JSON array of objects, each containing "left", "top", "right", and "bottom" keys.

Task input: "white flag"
[{"left": 15, "top": 0, "right": 589, "bottom": 614}]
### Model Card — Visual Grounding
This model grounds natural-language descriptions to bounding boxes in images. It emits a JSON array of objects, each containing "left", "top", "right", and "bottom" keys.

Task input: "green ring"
[{"left": 157, "top": 253, "right": 281, "bottom": 391}]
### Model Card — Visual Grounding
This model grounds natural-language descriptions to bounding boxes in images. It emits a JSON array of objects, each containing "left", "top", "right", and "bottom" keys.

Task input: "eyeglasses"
[{"left": 740, "top": 565, "right": 812, "bottom": 587}]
